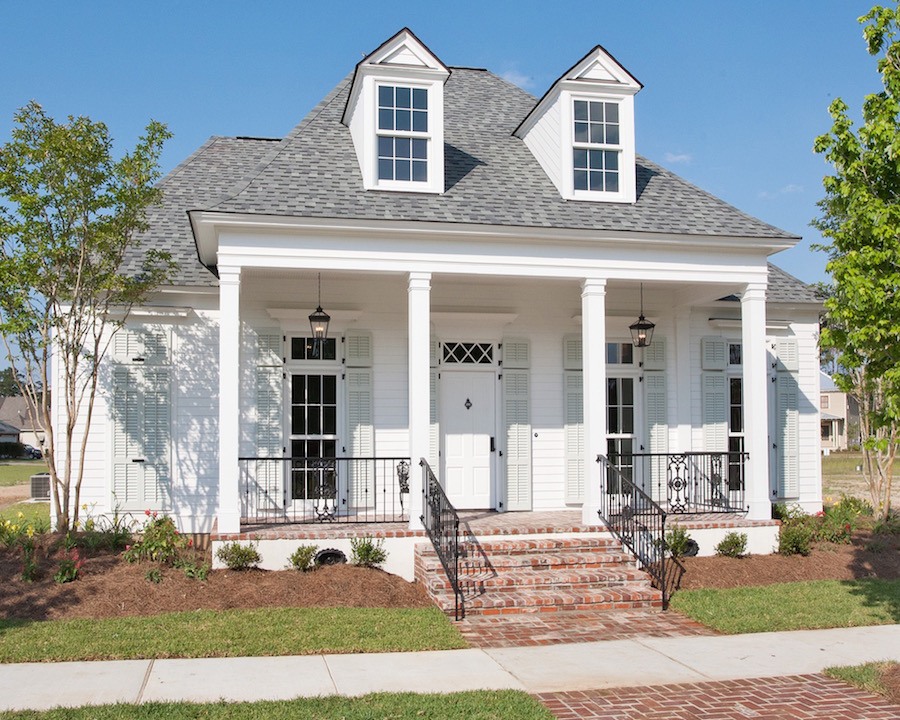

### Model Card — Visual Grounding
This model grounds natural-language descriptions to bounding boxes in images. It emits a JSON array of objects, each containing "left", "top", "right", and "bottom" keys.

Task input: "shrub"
[
  {"left": 122, "top": 512, "right": 187, "bottom": 565},
  {"left": 350, "top": 536, "right": 387, "bottom": 568},
  {"left": 174, "top": 556, "right": 210, "bottom": 581},
  {"left": 873, "top": 512, "right": 900, "bottom": 536},
  {"left": 215, "top": 541, "right": 261, "bottom": 570},
  {"left": 664, "top": 526, "right": 698, "bottom": 558},
  {"left": 715, "top": 532, "right": 747, "bottom": 558},
  {"left": 54, "top": 549, "right": 84, "bottom": 583},
  {"left": 778, "top": 521, "right": 813, "bottom": 556},
  {"left": 145, "top": 567, "right": 162, "bottom": 584},
  {"left": 288, "top": 544, "right": 318, "bottom": 571},
  {"left": 833, "top": 493, "right": 873, "bottom": 517}
]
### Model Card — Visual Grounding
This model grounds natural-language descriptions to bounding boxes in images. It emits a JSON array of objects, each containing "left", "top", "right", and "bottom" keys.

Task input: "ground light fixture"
[{"left": 629, "top": 283, "right": 655, "bottom": 347}]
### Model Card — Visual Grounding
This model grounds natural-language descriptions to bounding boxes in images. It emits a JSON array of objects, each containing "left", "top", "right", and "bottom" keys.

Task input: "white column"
[
  {"left": 581, "top": 278, "right": 607, "bottom": 525},
  {"left": 217, "top": 266, "right": 242, "bottom": 534},
  {"left": 407, "top": 271, "right": 431, "bottom": 530},
  {"left": 674, "top": 307, "right": 692, "bottom": 451},
  {"left": 742, "top": 282, "right": 770, "bottom": 519}
]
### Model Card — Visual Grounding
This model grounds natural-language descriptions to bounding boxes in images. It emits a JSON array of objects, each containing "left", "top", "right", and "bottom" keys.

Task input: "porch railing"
[
  {"left": 238, "top": 457, "right": 410, "bottom": 525},
  {"left": 419, "top": 458, "right": 464, "bottom": 620},
  {"left": 611, "top": 451, "right": 748, "bottom": 514},
  {"left": 597, "top": 454, "right": 682, "bottom": 609}
]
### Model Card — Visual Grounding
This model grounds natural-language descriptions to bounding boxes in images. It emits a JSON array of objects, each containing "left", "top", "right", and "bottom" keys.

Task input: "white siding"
[{"left": 521, "top": 101, "right": 563, "bottom": 194}]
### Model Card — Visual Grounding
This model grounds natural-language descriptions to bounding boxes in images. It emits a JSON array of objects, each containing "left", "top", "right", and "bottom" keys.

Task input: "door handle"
[{"left": 490, "top": 437, "right": 496, "bottom": 453}]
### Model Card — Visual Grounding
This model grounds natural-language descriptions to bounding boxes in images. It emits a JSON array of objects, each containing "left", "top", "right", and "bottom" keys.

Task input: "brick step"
[
  {"left": 417, "top": 550, "right": 635, "bottom": 575},
  {"left": 429, "top": 584, "right": 663, "bottom": 616},
  {"left": 416, "top": 536, "right": 621, "bottom": 558},
  {"left": 423, "top": 566, "right": 648, "bottom": 593}
]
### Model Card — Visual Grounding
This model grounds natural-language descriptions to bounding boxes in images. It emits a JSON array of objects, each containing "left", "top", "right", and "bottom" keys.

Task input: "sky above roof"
[{"left": 0, "top": 0, "right": 880, "bottom": 285}]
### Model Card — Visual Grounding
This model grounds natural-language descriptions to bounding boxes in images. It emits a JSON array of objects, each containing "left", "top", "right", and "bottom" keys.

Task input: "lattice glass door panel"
[
  {"left": 607, "top": 376, "right": 636, "bottom": 494},
  {"left": 289, "top": 374, "right": 339, "bottom": 505},
  {"left": 442, "top": 342, "right": 494, "bottom": 365}
]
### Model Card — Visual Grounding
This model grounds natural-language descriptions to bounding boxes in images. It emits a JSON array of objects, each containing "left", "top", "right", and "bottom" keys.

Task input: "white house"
[{"left": 55, "top": 30, "right": 822, "bottom": 605}]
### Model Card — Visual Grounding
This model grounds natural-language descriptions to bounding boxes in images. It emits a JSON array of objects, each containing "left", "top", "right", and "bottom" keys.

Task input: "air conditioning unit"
[{"left": 30, "top": 473, "right": 50, "bottom": 501}]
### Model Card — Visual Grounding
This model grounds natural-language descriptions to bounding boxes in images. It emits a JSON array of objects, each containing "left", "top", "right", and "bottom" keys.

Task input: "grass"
[
  {"left": 0, "top": 502, "right": 49, "bottom": 529},
  {"left": 825, "top": 661, "right": 898, "bottom": 699},
  {"left": 0, "top": 606, "right": 467, "bottom": 663},
  {"left": 0, "top": 462, "right": 45, "bottom": 487},
  {"left": 821, "top": 451, "right": 864, "bottom": 478},
  {"left": 670, "top": 579, "right": 900, "bottom": 634},
  {"left": 0, "top": 691, "right": 554, "bottom": 720}
]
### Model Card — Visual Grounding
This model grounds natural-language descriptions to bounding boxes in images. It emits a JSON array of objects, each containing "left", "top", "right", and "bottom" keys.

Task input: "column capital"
[
  {"left": 218, "top": 266, "right": 242, "bottom": 285},
  {"left": 408, "top": 272, "right": 432, "bottom": 290},
  {"left": 741, "top": 282, "right": 767, "bottom": 301},
  {"left": 581, "top": 277, "right": 608, "bottom": 296}
]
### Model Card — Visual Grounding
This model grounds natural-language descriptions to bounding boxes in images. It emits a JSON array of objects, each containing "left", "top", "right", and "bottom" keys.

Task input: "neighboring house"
[
  {"left": 55, "top": 29, "right": 823, "bottom": 572},
  {"left": 0, "top": 396, "right": 44, "bottom": 450},
  {"left": 0, "top": 420, "right": 20, "bottom": 444},
  {"left": 820, "top": 371, "right": 859, "bottom": 453}
]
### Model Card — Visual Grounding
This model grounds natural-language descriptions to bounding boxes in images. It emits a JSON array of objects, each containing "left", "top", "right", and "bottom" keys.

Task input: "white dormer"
[
  {"left": 515, "top": 46, "right": 642, "bottom": 204},
  {"left": 342, "top": 28, "right": 450, "bottom": 194}
]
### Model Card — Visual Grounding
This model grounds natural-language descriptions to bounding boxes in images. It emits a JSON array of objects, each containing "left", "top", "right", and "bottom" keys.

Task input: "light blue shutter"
[
  {"left": 347, "top": 369, "right": 374, "bottom": 508},
  {"left": 345, "top": 330, "right": 373, "bottom": 367},
  {"left": 141, "top": 367, "right": 170, "bottom": 507},
  {"left": 256, "top": 334, "right": 283, "bottom": 514},
  {"left": 429, "top": 369, "right": 440, "bottom": 472},
  {"left": 644, "top": 371, "right": 667, "bottom": 501},
  {"left": 701, "top": 337, "right": 727, "bottom": 371},
  {"left": 642, "top": 338, "right": 666, "bottom": 371},
  {"left": 776, "top": 369, "right": 800, "bottom": 499},
  {"left": 702, "top": 372, "right": 727, "bottom": 451},
  {"left": 564, "top": 370, "right": 585, "bottom": 503},
  {"left": 112, "top": 327, "right": 169, "bottom": 365},
  {"left": 112, "top": 367, "right": 141, "bottom": 508},
  {"left": 503, "top": 338, "right": 531, "bottom": 511},
  {"left": 563, "top": 335, "right": 583, "bottom": 371}
]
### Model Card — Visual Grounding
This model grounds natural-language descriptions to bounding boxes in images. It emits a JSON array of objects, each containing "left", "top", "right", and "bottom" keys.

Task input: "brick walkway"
[
  {"left": 458, "top": 609, "right": 715, "bottom": 648},
  {"left": 537, "top": 674, "right": 900, "bottom": 719}
]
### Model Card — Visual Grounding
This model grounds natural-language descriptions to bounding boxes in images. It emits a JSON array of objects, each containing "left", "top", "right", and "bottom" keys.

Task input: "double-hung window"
[
  {"left": 572, "top": 99, "right": 621, "bottom": 194},
  {"left": 377, "top": 85, "right": 428, "bottom": 183}
]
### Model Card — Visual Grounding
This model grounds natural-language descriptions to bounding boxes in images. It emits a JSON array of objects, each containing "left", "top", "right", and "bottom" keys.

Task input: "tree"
[
  {"left": 813, "top": 4, "right": 900, "bottom": 519},
  {"left": 0, "top": 367, "right": 25, "bottom": 396},
  {"left": 0, "top": 102, "right": 172, "bottom": 530}
]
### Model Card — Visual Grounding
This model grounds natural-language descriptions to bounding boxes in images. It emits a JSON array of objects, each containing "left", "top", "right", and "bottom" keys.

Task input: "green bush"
[
  {"left": 778, "top": 521, "right": 814, "bottom": 556},
  {"left": 53, "top": 549, "right": 84, "bottom": 583},
  {"left": 216, "top": 541, "right": 261, "bottom": 570},
  {"left": 664, "top": 526, "right": 696, "bottom": 558},
  {"left": 0, "top": 441, "right": 25, "bottom": 459},
  {"left": 833, "top": 493, "right": 873, "bottom": 517},
  {"left": 715, "top": 531, "right": 748, "bottom": 558},
  {"left": 122, "top": 513, "right": 187, "bottom": 565},
  {"left": 873, "top": 512, "right": 900, "bottom": 536},
  {"left": 288, "top": 544, "right": 318, "bottom": 571},
  {"left": 173, "top": 555, "right": 211, "bottom": 581},
  {"left": 350, "top": 536, "right": 387, "bottom": 568}
]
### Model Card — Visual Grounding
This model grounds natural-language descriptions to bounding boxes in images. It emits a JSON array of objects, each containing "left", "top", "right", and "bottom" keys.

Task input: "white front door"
[{"left": 441, "top": 370, "right": 495, "bottom": 508}]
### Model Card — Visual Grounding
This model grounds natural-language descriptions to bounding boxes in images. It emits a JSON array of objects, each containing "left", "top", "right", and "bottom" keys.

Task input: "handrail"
[
  {"left": 419, "top": 458, "right": 464, "bottom": 620},
  {"left": 596, "top": 454, "right": 683, "bottom": 609}
]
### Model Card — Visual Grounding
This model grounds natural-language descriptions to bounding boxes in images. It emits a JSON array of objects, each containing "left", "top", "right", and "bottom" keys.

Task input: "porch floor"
[{"left": 217, "top": 509, "right": 775, "bottom": 540}]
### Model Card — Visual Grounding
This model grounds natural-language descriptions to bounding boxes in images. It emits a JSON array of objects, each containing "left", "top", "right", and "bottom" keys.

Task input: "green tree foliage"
[
  {"left": 0, "top": 102, "right": 172, "bottom": 530},
  {"left": 813, "top": 4, "right": 900, "bottom": 519},
  {"left": 0, "top": 367, "right": 24, "bottom": 396}
]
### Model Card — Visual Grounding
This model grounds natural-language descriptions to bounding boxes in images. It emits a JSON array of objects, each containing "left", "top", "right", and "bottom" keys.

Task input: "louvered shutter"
[
  {"left": 111, "top": 367, "right": 141, "bottom": 507},
  {"left": 644, "top": 371, "right": 668, "bottom": 501},
  {"left": 563, "top": 335, "right": 583, "bottom": 371},
  {"left": 347, "top": 369, "right": 374, "bottom": 508},
  {"left": 776, "top": 371, "right": 800, "bottom": 498},
  {"left": 564, "top": 371, "right": 585, "bottom": 503},
  {"left": 141, "top": 367, "right": 170, "bottom": 506},
  {"left": 255, "top": 334, "right": 283, "bottom": 514},
  {"left": 702, "top": 372, "right": 727, "bottom": 451},
  {"left": 112, "top": 327, "right": 169, "bottom": 365},
  {"left": 504, "top": 366, "right": 531, "bottom": 511},
  {"left": 642, "top": 339, "right": 666, "bottom": 371},
  {"left": 257, "top": 333, "right": 283, "bottom": 366},
  {"left": 775, "top": 338, "right": 799, "bottom": 373},
  {"left": 701, "top": 337, "right": 727, "bottom": 371},
  {"left": 345, "top": 330, "right": 373, "bottom": 367},
  {"left": 503, "top": 339, "right": 530, "bottom": 369},
  {"left": 428, "top": 369, "right": 440, "bottom": 472}
]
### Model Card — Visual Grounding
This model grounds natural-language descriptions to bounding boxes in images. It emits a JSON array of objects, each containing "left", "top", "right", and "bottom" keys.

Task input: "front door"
[
  {"left": 441, "top": 370, "right": 495, "bottom": 508},
  {"left": 607, "top": 375, "right": 638, "bottom": 492}
]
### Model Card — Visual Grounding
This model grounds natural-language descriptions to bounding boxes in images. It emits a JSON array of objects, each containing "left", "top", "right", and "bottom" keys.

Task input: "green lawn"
[
  {"left": 0, "top": 462, "right": 45, "bottom": 487},
  {"left": 821, "top": 451, "right": 864, "bottom": 478},
  {"left": 825, "top": 661, "right": 898, "bottom": 700},
  {"left": 671, "top": 579, "right": 900, "bottom": 634},
  {"left": 0, "top": 502, "right": 49, "bottom": 529},
  {"left": 0, "top": 606, "right": 466, "bottom": 663},
  {"left": 0, "top": 691, "right": 554, "bottom": 720}
]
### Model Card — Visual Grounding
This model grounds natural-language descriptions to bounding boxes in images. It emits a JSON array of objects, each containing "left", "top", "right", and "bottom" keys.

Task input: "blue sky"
[{"left": 0, "top": 0, "right": 883, "bottom": 285}]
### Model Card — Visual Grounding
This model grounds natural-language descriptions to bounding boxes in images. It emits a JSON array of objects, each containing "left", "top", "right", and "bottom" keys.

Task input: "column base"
[
  {"left": 745, "top": 499, "right": 773, "bottom": 521},
  {"left": 216, "top": 510, "right": 241, "bottom": 535}
]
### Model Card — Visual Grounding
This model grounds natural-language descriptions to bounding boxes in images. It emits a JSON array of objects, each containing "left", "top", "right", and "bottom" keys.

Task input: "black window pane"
[
  {"left": 413, "top": 88, "right": 427, "bottom": 110},
  {"left": 396, "top": 86, "right": 411, "bottom": 108},
  {"left": 730, "top": 344, "right": 742, "bottom": 365},
  {"left": 622, "top": 379, "right": 634, "bottom": 405},
  {"left": 589, "top": 171, "right": 603, "bottom": 191},
  {"left": 412, "top": 139, "right": 427, "bottom": 159},
  {"left": 574, "top": 101, "right": 588, "bottom": 121},
  {"left": 574, "top": 122, "right": 589, "bottom": 143},
  {"left": 589, "top": 101, "right": 602, "bottom": 121},
  {"left": 606, "top": 151, "right": 618, "bottom": 171},
  {"left": 574, "top": 170, "right": 588, "bottom": 190},
  {"left": 731, "top": 408, "right": 743, "bottom": 433},
  {"left": 307, "top": 407, "right": 321, "bottom": 435},
  {"left": 378, "top": 109, "right": 393, "bottom": 131},
  {"left": 323, "top": 406, "right": 337, "bottom": 434},
  {"left": 621, "top": 343, "right": 633, "bottom": 364},
  {"left": 396, "top": 160, "right": 411, "bottom": 181},
  {"left": 608, "top": 377, "right": 618, "bottom": 404},
  {"left": 606, "top": 173, "right": 619, "bottom": 193},
  {"left": 590, "top": 124, "right": 604, "bottom": 144},
  {"left": 323, "top": 375, "right": 336, "bottom": 404},
  {"left": 412, "top": 110, "right": 427, "bottom": 132},
  {"left": 396, "top": 109, "right": 411, "bottom": 132},
  {"left": 412, "top": 160, "right": 427, "bottom": 182},
  {"left": 291, "top": 338, "right": 306, "bottom": 361},
  {"left": 606, "top": 125, "right": 620, "bottom": 145},
  {"left": 607, "top": 343, "right": 618, "bottom": 364},
  {"left": 308, "top": 375, "right": 321, "bottom": 404},
  {"left": 730, "top": 378, "right": 742, "bottom": 404},
  {"left": 396, "top": 137, "right": 411, "bottom": 158},
  {"left": 608, "top": 407, "right": 618, "bottom": 434},
  {"left": 378, "top": 159, "right": 393, "bottom": 180},
  {"left": 574, "top": 149, "right": 588, "bottom": 169},
  {"left": 605, "top": 103, "right": 619, "bottom": 122},
  {"left": 622, "top": 407, "right": 634, "bottom": 434},
  {"left": 378, "top": 85, "right": 393, "bottom": 107},
  {"left": 590, "top": 149, "right": 604, "bottom": 168},
  {"left": 292, "top": 375, "right": 305, "bottom": 403},
  {"left": 322, "top": 339, "right": 337, "bottom": 360},
  {"left": 378, "top": 136, "right": 393, "bottom": 156},
  {"left": 292, "top": 407, "right": 305, "bottom": 435},
  {"left": 323, "top": 440, "right": 337, "bottom": 457}
]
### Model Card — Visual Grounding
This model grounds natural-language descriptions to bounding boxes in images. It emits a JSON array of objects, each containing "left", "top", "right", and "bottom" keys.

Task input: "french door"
[{"left": 607, "top": 375, "right": 638, "bottom": 493}]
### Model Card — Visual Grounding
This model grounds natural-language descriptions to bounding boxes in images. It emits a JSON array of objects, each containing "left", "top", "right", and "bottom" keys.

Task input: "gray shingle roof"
[{"left": 132, "top": 66, "right": 811, "bottom": 301}]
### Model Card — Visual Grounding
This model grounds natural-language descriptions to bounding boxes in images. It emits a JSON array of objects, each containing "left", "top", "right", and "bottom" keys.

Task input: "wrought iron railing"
[
  {"left": 611, "top": 452, "right": 748, "bottom": 514},
  {"left": 419, "top": 458, "right": 464, "bottom": 620},
  {"left": 597, "top": 454, "right": 683, "bottom": 609},
  {"left": 238, "top": 457, "right": 410, "bottom": 525}
]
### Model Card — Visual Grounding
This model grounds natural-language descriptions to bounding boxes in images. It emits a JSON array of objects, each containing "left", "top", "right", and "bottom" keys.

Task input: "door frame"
[{"left": 438, "top": 360, "right": 501, "bottom": 510}]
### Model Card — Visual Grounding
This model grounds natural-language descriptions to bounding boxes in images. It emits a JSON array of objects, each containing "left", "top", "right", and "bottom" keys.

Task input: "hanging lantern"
[
  {"left": 308, "top": 273, "right": 330, "bottom": 342},
  {"left": 629, "top": 284, "right": 655, "bottom": 348}
]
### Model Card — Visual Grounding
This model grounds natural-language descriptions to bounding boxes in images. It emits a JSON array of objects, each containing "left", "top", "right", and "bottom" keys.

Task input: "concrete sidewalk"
[{"left": 1, "top": 625, "right": 899, "bottom": 711}]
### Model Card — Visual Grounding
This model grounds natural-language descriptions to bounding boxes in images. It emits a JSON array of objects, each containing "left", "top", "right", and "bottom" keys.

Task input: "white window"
[
  {"left": 377, "top": 84, "right": 429, "bottom": 184},
  {"left": 606, "top": 342, "right": 633, "bottom": 365},
  {"left": 820, "top": 395, "right": 830, "bottom": 409},
  {"left": 573, "top": 99, "right": 621, "bottom": 193}
]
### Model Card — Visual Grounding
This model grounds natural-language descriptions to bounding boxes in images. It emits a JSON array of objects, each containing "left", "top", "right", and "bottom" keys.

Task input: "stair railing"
[
  {"left": 596, "top": 454, "right": 683, "bottom": 609},
  {"left": 419, "top": 458, "right": 464, "bottom": 620}
]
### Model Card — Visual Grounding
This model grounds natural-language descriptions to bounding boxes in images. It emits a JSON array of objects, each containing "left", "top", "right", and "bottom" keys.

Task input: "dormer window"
[
  {"left": 573, "top": 99, "right": 620, "bottom": 193},
  {"left": 342, "top": 28, "right": 449, "bottom": 194},
  {"left": 377, "top": 85, "right": 429, "bottom": 183}
]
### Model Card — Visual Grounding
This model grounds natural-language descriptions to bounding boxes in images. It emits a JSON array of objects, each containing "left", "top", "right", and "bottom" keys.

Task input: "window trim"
[
  {"left": 374, "top": 81, "right": 433, "bottom": 190},
  {"left": 571, "top": 98, "right": 623, "bottom": 195}
]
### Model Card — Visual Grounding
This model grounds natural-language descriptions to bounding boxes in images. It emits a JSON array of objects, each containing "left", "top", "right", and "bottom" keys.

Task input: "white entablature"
[
  {"left": 342, "top": 27, "right": 450, "bottom": 195},
  {"left": 515, "top": 45, "right": 642, "bottom": 204}
]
